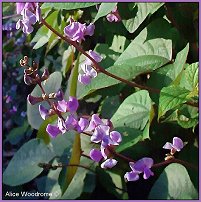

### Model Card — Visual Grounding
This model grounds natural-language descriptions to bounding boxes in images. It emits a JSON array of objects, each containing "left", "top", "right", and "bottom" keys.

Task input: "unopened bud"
[
  {"left": 27, "top": 94, "right": 43, "bottom": 105},
  {"left": 41, "top": 68, "right": 49, "bottom": 81}
]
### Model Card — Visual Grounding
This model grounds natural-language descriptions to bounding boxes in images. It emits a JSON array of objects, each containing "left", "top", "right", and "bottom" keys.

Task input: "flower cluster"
[
  {"left": 16, "top": 3, "right": 41, "bottom": 34},
  {"left": 78, "top": 50, "right": 103, "bottom": 85},
  {"left": 124, "top": 158, "right": 154, "bottom": 181},
  {"left": 64, "top": 19, "right": 95, "bottom": 43},
  {"left": 85, "top": 114, "right": 121, "bottom": 168}
]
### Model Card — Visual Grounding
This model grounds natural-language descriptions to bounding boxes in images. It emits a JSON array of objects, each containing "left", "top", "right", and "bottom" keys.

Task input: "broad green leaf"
[
  {"left": 94, "top": 3, "right": 117, "bottom": 22},
  {"left": 77, "top": 55, "right": 170, "bottom": 99},
  {"left": 36, "top": 115, "right": 58, "bottom": 144},
  {"left": 116, "top": 128, "right": 143, "bottom": 153},
  {"left": 3, "top": 139, "right": 54, "bottom": 186},
  {"left": 110, "top": 35, "right": 129, "bottom": 53},
  {"left": 177, "top": 106, "right": 198, "bottom": 129},
  {"left": 41, "top": 3, "right": 99, "bottom": 10},
  {"left": 115, "top": 38, "right": 172, "bottom": 65},
  {"left": 77, "top": 38, "right": 171, "bottom": 99},
  {"left": 27, "top": 72, "right": 62, "bottom": 129},
  {"left": 61, "top": 156, "right": 95, "bottom": 199},
  {"left": 148, "top": 163, "right": 198, "bottom": 199},
  {"left": 158, "top": 85, "right": 190, "bottom": 119},
  {"left": 101, "top": 95, "right": 121, "bottom": 119},
  {"left": 6, "top": 121, "right": 29, "bottom": 145},
  {"left": 180, "top": 62, "right": 199, "bottom": 91},
  {"left": 32, "top": 11, "right": 59, "bottom": 49},
  {"left": 111, "top": 90, "right": 152, "bottom": 130},
  {"left": 122, "top": 3, "right": 164, "bottom": 33},
  {"left": 97, "top": 168, "right": 128, "bottom": 199},
  {"left": 45, "top": 159, "right": 63, "bottom": 199},
  {"left": 61, "top": 47, "right": 74, "bottom": 77}
]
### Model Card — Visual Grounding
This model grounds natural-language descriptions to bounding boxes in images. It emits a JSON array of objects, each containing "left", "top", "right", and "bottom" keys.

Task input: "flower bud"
[
  {"left": 41, "top": 68, "right": 49, "bottom": 81},
  {"left": 27, "top": 94, "right": 43, "bottom": 105}
]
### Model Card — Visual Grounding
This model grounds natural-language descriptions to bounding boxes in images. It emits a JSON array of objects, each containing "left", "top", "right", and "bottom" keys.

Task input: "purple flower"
[
  {"left": 124, "top": 158, "right": 154, "bottom": 182},
  {"left": 16, "top": 3, "right": 41, "bottom": 34},
  {"left": 57, "top": 96, "right": 79, "bottom": 113},
  {"left": 39, "top": 104, "right": 49, "bottom": 120},
  {"left": 101, "top": 159, "right": 118, "bottom": 169},
  {"left": 78, "top": 118, "right": 89, "bottom": 132},
  {"left": 5, "top": 95, "right": 12, "bottom": 103},
  {"left": 20, "top": 111, "right": 27, "bottom": 117},
  {"left": 87, "top": 114, "right": 103, "bottom": 131},
  {"left": 46, "top": 114, "right": 79, "bottom": 138},
  {"left": 85, "top": 23, "right": 95, "bottom": 36},
  {"left": 163, "top": 137, "right": 184, "bottom": 155},
  {"left": 78, "top": 50, "right": 102, "bottom": 85},
  {"left": 85, "top": 50, "right": 103, "bottom": 65},
  {"left": 16, "top": 3, "right": 26, "bottom": 14},
  {"left": 78, "top": 64, "right": 98, "bottom": 85},
  {"left": 46, "top": 124, "right": 61, "bottom": 138},
  {"left": 9, "top": 106, "right": 17, "bottom": 114},
  {"left": 90, "top": 149, "right": 103, "bottom": 162},
  {"left": 106, "top": 6, "right": 121, "bottom": 22},
  {"left": 55, "top": 89, "right": 64, "bottom": 101},
  {"left": 64, "top": 20, "right": 95, "bottom": 42}
]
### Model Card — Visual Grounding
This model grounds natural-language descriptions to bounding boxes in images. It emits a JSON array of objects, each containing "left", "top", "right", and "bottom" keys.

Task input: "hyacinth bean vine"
[{"left": 3, "top": 2, "right": 198, "bottom": 200}]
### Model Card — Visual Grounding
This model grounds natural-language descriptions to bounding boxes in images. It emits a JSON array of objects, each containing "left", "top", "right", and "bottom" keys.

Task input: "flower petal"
[
  {"left": 163, "top": 142, "right": 174, "bottom": 150},
  {"left": 172, "top": 137, "right": 184, "bottom": 151},
  {"left": 57, "top": 100, "right": 67, "bottom": 112},
  {"left": 87, "top": 114, "right": 103, "bottom": 131},
  {"left": 143, "top": 167, "right": 154, "bottom": 180},
  {"left": 78, "top": 118, "right": 89, "bottom": 132},
  {"left": 110, "top": 131, "right": 122, "bottom": 145},
  {"left": 89, "top": 149, "right": 103, "bottom": 162},
  {"left": 39, "top": 104, "right": 49, "bottom": 120},
  {"left": 124, "top": 171, "right": 139, "bottom": 182},
  {"left": 78, "top": 74, "right": 92, "bottom": 85},
  {"left": 101, "top": 159, "right": 117, "bottom": 169},
  {"left": 46, "top": 124, "right": 61, "bottom": 138},
  {"left": 67, "top": 96, "right": 79, "bottom": 112}
]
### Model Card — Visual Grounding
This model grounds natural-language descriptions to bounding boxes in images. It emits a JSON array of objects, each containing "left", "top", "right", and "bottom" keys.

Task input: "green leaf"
[
  {"left": 61, "top": 47, "right": 74, "bottom": 77},
  {"left": 180, "top": 62, "right": 199, "bottom": 91},
  {"left": 97, "top": 168, "right": 128, "bottom": 199},
  {"left": 116, "top": 128, "right": 143, "bottom": 153},
  {"left": 94, "top": 3, "right": 117, "bottom": 22},
  {"left": 3, "top": 139, "right": 54, "bottom": 186},
  {"left": 61, "top": 157, "right": 95, "bottom": 199},
  {"left": 148, "top": 163, "right": 198, "bottom": 199},
  {"left": 115, "top": 38, "right": 172, "bottom": 65},
  {"left": 101, "top": 95, "right": 121, "bottom": 119},
  {"left": 111, "top": 90, "right": 152, "bottom": 130},
  {"left": 77, "top": 38, "right": 171, "bottom": 99},
  {"left": 158, "top": 85, "right": 190, "bottom": 119},
  {"left": 122, "top": 3, "right": 164, "bottom": 33},
  {"left": 36, "top": 115, "right": 58, "bottom": 144},
  {"left": 27, "top": 72, "right": 62, "bottom": 129},
  {"left": 166, "top": 43, "right": 189, "bottom": 85},
  {"left": 32, "top": 11, "right": 59, "bottom": 49},
  {"left": 41, "top": 3, "right": 99, "bottom": 10},
  {"left": 6, "top": 121, "right": 29, "bottom": 145}
]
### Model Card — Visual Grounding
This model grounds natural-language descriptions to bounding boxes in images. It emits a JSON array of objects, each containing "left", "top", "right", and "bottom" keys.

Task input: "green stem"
[{"left": 69, "top": 52, "right": 81, "bottom": 97}]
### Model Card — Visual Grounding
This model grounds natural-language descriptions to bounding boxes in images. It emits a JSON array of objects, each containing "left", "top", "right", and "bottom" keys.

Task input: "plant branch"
[
  {"left": 41, "top": 18, "right": 198, "bottom": 108},
  {"left": 40, "top": 18, "right": 160, "bottom": 94}
]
